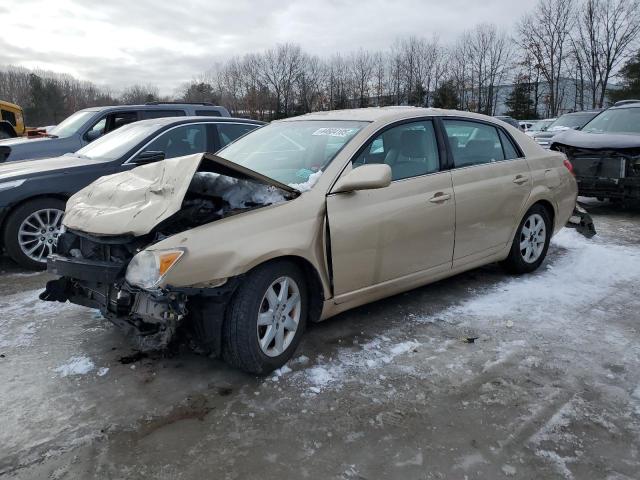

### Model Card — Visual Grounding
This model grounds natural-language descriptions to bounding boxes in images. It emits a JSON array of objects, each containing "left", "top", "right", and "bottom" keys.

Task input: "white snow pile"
[
  {"left": 285, "top": 227, "right": 640, "bottom": 396},
  {"left": 54, "top": 356, "right": 95, "bottom": 377},
  {"left": 439, "top": 228, "right": 640, "bottom": 328},
  {"left": 189, "top": 172, "right": 287, "bottom": 209},
  {"left": 290, "top": 337, "right": 420, "bottom": 393},
  {"left": 288, "top": 170, "right": 323, "bottom": 192}
]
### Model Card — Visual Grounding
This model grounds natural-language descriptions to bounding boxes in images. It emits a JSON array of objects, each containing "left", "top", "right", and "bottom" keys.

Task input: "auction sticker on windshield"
[{"left": 312, "top": 127, "right": 358, "bottom": 137}]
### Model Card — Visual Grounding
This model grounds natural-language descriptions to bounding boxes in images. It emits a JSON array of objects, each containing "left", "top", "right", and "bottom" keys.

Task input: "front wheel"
[
  {"left": 3, "top": 198, "right": 66, "bottom": 270},
  {"left": 501, "top": 205, "right": 551, "bottom": 274},
  {"left": 222, "top": 261, "right": 308, "bottom": 374}
]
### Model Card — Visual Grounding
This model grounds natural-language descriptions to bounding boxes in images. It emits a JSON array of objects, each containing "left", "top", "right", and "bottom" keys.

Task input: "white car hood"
[
  {"left": 63, "top": 152, "right": 298, "bottom": 237},
  {"left": 63, "top": 153, "right": 202, "bottom": 236}
]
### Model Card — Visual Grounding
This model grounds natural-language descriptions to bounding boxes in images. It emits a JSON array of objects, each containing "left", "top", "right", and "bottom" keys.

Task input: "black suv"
[
  {"left": 0, "top": 116, "right": 263, "bottom": 269},
  {"left": 0, "top": 102, "right": 230, "bottom": 163},
  {"left": 551, "top": 101, "right": 640, "bottom": 203}
]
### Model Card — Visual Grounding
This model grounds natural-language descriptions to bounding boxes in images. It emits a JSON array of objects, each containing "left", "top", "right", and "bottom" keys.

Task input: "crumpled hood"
[
  {"left": 63, "top": 152, "right": 298, "bottom": 237},
  {"left": 551, "top": 129, "right": 640, "bottom": 150}
]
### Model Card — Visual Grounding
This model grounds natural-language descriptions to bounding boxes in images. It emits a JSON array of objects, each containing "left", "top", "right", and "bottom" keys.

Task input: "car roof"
[
  {"left": 75, "top": 104, "right": 229, "bottom": 113},
  {"left": 128, "top": 116, "right": 265, "bottom": 128},
  {"left": 279, "top": 106, "right": 512, "bottom": 126},
  {"left": 560, "top": 110, "right": 601, "bottom": 116},
  {"left": 610, "top": 102, "right": 640, "bottom": 109}
]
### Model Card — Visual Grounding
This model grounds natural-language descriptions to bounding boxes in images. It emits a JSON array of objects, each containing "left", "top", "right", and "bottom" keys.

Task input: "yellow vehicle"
[{"left": 0, "top": 100, "right": 25, "bottom": 139}]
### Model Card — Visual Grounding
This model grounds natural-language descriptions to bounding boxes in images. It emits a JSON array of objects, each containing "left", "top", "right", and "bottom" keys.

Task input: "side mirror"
[
  {"left": 133, "top": 150, "right": 165, "bottom": 164},
  {"left": 84, "top": 129, "right": 102, "bottom": 143},
  {"left": 333, "top": 164, "right": 392, "bottom": 194}
]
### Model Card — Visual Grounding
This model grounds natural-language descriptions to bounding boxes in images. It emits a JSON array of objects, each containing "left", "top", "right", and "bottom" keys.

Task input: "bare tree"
[
  {"left": 349, "top": 49, "right": 374, "bottom": 107},
  {"left": 575, "top": 0, "right": 640, "bottom": 108},
  {"left": 519, "top": 0, "right": 575, "bottom": 116}
]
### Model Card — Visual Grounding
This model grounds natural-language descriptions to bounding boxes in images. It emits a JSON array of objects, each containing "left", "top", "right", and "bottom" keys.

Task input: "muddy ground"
[{"left": 1, "top": 199, "right": 639, "bottom": 480}]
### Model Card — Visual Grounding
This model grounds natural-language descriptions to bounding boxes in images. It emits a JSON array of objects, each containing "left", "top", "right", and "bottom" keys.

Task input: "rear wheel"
[
  {"left": 501, "top": 205, "right": 551, "bottom": 274},
  {"left": 222, "top": 260, "right": 307, "bottom": 374},
  {"left": 3, "top": 198, "right": 65, "bottom": 270}
]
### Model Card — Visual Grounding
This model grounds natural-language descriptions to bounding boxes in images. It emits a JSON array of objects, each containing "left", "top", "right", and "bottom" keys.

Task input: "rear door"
[
  {"left": 327, "top": 119, "right": 455, "bottom": 300},
  {"left": 442, "top": 118, "right": 532, "bottom": 266}
]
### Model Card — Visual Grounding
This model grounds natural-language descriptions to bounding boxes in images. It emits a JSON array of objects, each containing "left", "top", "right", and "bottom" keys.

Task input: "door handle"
[
  {"left": 513, "top": 175, "right": 529, "bottom": 185},
  {"left": 429, "top": 192, "right": 451, "bottom": 203}
]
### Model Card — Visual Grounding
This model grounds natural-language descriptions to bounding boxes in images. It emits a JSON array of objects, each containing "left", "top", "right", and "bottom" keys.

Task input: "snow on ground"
[
  {"left": 54, "top": 356, "right": 95, "bottom": 377},
  {"left": 277, "top": 228, "right": 640, "bottom": 395},
  {"left": 0, "top": 289, "right": 78, "bottom": 349}
]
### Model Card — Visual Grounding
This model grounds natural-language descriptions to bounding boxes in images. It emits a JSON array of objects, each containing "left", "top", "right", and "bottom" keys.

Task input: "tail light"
[{"left": 563, "top": 158, "right": 574, "bottom": 176}]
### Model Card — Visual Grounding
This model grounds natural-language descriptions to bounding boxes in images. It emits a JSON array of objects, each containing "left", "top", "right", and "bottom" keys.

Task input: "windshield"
[
  {"left": 217, "top": 120, "right": 369, "bottom": 186},
  {"left": 48, "top": 110, "right": 97, "bottom": 138},
  {"left": 548, "top": 113, "right": 596, "bottom": 130},
  {"left": 529, "top": 119, "right": 554, "bottom": 132},
  {"left": 75, "top": 122, "right": 160, "bottom": 161},
  {"left": 582, "top": 108, "right": 640, "bottom": 135}
]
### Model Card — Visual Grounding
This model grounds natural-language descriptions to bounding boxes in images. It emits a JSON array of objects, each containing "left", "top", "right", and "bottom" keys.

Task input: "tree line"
[{"left": 1, "top": 0, "right": 639, "bottom": 126}]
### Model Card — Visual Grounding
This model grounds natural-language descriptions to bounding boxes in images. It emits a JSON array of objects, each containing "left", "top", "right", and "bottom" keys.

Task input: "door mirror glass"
[
  {"left": 133, "top": 150, "right": 165, "bottom": 164},
  {"left": 333, "top": 164, "right": 391, "bottom": 193},
  {"left": 84, "top": 128, "right": 102, "bottom": 143}
]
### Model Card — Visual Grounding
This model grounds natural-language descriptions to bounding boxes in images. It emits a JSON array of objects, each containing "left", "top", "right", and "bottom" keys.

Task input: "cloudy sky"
[{"left": 1, "top": 0, "right": 535, "bottom": 95}]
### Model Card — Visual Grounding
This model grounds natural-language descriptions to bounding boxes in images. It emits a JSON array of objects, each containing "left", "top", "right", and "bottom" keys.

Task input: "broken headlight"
[{"left": 125, "top": 248, "right": 185, "bottom": 289}]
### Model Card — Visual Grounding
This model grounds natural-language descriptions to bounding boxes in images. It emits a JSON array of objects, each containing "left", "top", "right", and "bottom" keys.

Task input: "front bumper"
[
  {"left": 40, "top": 254, "right": 239, "bottom": 353},
  {"left": 566, "top": 203, "right": 596, "bottom": 238},
  {"left": 576, "top": 176, "right": 640, "bottom": 200}
]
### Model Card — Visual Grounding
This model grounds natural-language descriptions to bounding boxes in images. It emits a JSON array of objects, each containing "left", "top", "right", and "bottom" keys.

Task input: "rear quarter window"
[
  {"left": 141, "top": 110, "right": 186, "bottom": 119},
  {"left": 195, "top": 110, "right": 222, "bottom": 117}
]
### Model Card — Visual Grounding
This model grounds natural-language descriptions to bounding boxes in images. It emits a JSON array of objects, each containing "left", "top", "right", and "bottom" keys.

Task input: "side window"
[
  {"left": 352, "top": 121, "right": 440, "bottom": 181},
  {"left": 145, "top": 124, "right": 207, "bottom": 159},
  {"left": 217, "top": 123, "right": 257, "bottom": 147},
  {"left": 1, "top": 110, "right": 17, "bottom": 126},
  {"left": 107, "top": 111, "right": 138, "bottom": 133},
  {"left": 195, "top": 109, "right": 221, "bottom": 117},
  {"left": 87, "top": 117, "right": 107, "bottom": 137},
  {"left": 498, "top": 130, "right": 520, "bottom": 160},
  {"left": 88, "top": 111, "right": 139, "bottom": 140},
  {"left": 443, "top": 120, "right": 505, "bottom": 168},
  {"left": 141, "top": 110, "right": 186, "bottom": 119}
]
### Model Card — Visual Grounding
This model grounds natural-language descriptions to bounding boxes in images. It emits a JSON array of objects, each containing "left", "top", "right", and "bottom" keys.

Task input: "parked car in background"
[
  {"left": 532, "top": 110, "right": 601, "bottom": 148},
  {"left": 0, "top": 116, "right": 262, "bottom": 269},
  {"left": 551, "top": 101, "right": 640, "bottom": 203},
  {"left": 494, "top": 115, "right": 522, "bottom": 130},
  {"left": 41, "top": 107, "right": 577, "bottom": 374},
  {"left": 519, "top": 120, "right": 537, "bottom": 132},
  {"left": 0, "top": 101, "right": 25, "bottom": 139},
  {"left": 525, "top": 118, "right": 556, "bottom": 137},
  {"left": 0, "top": 102, "right": 230, "bottom": 163}
]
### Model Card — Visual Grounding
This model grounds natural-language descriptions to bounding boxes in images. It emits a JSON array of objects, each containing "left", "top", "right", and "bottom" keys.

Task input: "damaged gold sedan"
[{"left": 41, "top": 108, "right": 578, "bottom": 374}]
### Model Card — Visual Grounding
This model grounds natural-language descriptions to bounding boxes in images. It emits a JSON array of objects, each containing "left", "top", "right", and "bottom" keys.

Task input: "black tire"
[
  {"left": 222, "top": 260, "right": 308, "bottom": 375},
  {"left": 3, "top": 198, "right": 66, "bottom": 270},
  {"left": 501, "top": 204, "right": 552, "bottom": 274}
]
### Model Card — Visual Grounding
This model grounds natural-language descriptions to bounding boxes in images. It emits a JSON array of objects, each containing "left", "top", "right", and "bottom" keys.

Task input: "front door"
[
  {"left": 441, "top": 119, "right": 533, "bottom": 265},
  {"left": 327, "top": 119, "right": 455, "bottom": 300}
]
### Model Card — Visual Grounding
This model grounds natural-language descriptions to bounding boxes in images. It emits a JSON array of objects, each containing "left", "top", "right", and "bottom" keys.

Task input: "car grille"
[{"left": 571, "top": 155, "right": 626, "bottom": 179}]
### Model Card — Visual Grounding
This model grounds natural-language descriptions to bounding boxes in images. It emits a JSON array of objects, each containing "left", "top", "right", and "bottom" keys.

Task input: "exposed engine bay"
[
  {"left": 40, "top": 154, "right": 298, "bottom": 353},
  {"left": 551, "top": 131, "right": 640, "bottom": 203}
]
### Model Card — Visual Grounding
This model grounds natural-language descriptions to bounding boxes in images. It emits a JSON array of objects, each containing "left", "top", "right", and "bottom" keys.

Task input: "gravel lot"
[{"left": 1, "top": 200, "right": 639, "bottom": 480}]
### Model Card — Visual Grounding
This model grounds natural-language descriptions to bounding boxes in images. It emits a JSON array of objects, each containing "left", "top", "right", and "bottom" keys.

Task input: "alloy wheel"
[
  {"left": 18, "top": 208, "right": 64, "bottom": 264},
  {"left": 520, "top": 213, "right": 546, "bottom": 264},
  {"left": 257, "top": 276, "right": 301, "bottom": 357}
]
